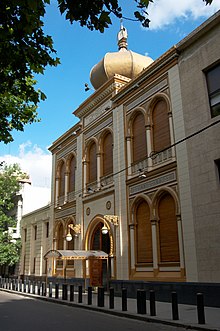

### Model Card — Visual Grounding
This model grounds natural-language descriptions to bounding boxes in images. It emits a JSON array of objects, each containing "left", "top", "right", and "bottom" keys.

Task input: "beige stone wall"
[
  {"left": 177, "top": 23, "right": 220, "bottom": 282},
  {"left": 20, "top": 206, "right": 51, "bottom": 277}
]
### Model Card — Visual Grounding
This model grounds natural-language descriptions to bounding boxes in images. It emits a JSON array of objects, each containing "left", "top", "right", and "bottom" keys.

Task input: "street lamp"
[
  {"left": 65, "top": 223, "right": 81, "bottom": 241},
  {"left": 101, "top": 215, "right": 119, "bottom": 234}
]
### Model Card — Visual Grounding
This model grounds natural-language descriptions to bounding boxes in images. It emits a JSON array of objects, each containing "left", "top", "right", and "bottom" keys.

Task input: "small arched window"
[
  {"left": 57, "top": 224, "right": 64, "bottom": 250},
  {"left": 88, "top": 142, "right": 97, "bottom": 183},
  {"left": 132, "top": 112, "right": 147, "bottom": 163},
  {"left": 103, "top": 132, "right": 113, "bottom": 176},
  {"left": 59, "top": 161, "right": 65, "bottom": 197},
  {"left": 152, "top": 99, "right": 170, "bottom": 153},
  {"left": 69, "top": 156, "right": 76, "bottom": 192}
]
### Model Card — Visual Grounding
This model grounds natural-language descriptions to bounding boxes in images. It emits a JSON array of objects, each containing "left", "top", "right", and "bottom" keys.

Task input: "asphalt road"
[{"left": 0, "top": 291, "right": 191, "bottom": 331}]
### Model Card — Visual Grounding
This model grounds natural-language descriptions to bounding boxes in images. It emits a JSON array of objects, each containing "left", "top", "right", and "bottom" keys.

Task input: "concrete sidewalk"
[{"left": 1, "top": 288, "right": 220, "bottom": 331}]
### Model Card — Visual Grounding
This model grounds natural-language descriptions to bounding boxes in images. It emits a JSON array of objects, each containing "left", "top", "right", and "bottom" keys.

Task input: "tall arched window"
[
  {"left": 103, "top": 132, "right": 113, "bottom": 176},
  {"left": 57, "top": 223, "right": 64, "bottom": 267},
  {"left": 88, "top": 142, "right": 97, "bottom": 183},
  {"left": 152, "top": 99, "right": 170, "bottom": 152},
  {"left": 59, "top": 161, "right": 65, "bottom": 197},
  {"left": 136, "top": 200, "right": 153, "bottom": 264},
  {"left": 132, "top": 112, "right": 147, "bottom": 163},
  {"left": 158, "top": 193, "right": 180, "bottom": 263},
  {"left": 57, "top": 224, "right": 64, "bottom": 250},
  {"left": 69, "top": 156, "right": 76, "bottom": 192}
]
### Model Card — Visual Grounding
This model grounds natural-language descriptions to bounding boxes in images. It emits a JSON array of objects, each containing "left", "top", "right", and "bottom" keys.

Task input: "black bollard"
[
  {"left": 137, "top": 289, "right": 146, "bottom": 314},
  {"left": 98, "top": 287, "right": 105, "bottom": 307},
  {"left": 197, "top": 293, "right": 205, "bottom": 324},
  {"left": 88, "top": 286, "right": 92, "bottom": 305},
  {"left": 150, "top": 290, "right": 156, "bottom": 316},
  {"left": 55, "top": 283, "right": 59, "bottom": 299},
  {"left": 171, "top": 291, "right": 179, "bottom": 320},
  {"left": 19, "top": 280, "right": 22, "bottom": 292},
  {"left": 37, "top": 281, "right": 41, "bottom": 295},
  {"left": 109, "top": 287, "right": 114, "bottom": 309},
  {"left": 15, "top": 279, "right": 18, "bottom": 291},
  {"left": 32, "top": 281, "right": 35, "bottom": 294},
  {"left": 28, "top": 280, "right": 31, "bottom": 293},
  {"left": 49, "top": 282, "right": 53, "bottom": 298},
  {"left": 62, "top": 284, "right": 68, "bottom": 300},
  {"left": 23, "top": 280, "right": 26, "bottom": 293},
  {"left": 122, "top": 288, "right": 127, "bottom": 311},
  {"left": 70, "top": 284, "right": 74, "bottom": 302},
  {"left": 42, "top": 282, "right": 46, "bottom": 296},
  {"left": 78, "top": 285, "right": 83, "bottom": 303}
]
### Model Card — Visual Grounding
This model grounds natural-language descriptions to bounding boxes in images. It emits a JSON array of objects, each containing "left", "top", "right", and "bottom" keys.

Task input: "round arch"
[
  {"left": 84, "top": 215, "right": 114, "bottom": 257},
  {"left": 66, "top": 152, "right": 77, "bottom": 172},
  {"left": 152, "top": 186, "right": 180, "bottom": 217},
  {"left": 130, "top": 194, "right": 153, "bottom": 223},
  {"left": 84, "top": 137, "right": 99, "bottom": 160},
  {"left": 98, "top": 128, "right": 114, "bottom": 153},
  {"left": 147, "top": 92, "right": 171, "bottom": 118},
  {"left": 127, "top": 107, "right": 147, "bottom": 136}
]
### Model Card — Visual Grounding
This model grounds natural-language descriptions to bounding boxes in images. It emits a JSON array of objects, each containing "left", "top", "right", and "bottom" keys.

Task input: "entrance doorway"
[{"left": 90, "top": 222, "right": 110, "bottom": 287}]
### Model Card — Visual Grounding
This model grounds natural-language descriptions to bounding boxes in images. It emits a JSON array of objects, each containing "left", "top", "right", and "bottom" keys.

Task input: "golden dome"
[{"left": 90, "top": 23, "right": 153, "bottom": 90}]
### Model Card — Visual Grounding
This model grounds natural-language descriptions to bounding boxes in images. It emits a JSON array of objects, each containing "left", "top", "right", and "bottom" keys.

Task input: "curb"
[{"left": 0, "top": 288, "right": 219, "bottom": 331}]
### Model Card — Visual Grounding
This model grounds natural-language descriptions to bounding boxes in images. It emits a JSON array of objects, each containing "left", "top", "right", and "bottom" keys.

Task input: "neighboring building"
[{"left": 20, "top": 12, "right": 220, "bottom": 288}]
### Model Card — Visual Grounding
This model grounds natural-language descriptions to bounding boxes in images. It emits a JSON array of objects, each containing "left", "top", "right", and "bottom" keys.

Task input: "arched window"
[
  {"left": 69, "top": 156, "right": 76, "bottom": 192},
  {"left": 158, "top": 193, "right": 180, "bottom": 263},
  {"left": 152, "top": 99, "right": 170, "bottom": 152},
  {"left": 57, "top": 224, "right": 64, "bottom": 250},
  {"left": 136, "top": 200, "right": 153, "bottom": 264},
  {"left": 132, "top": 112, "right": 147, "bottom": 163},
  {"left": 59, "top": 161, "right": 65, "bottom": 197},
  {"left": 88, "top": 142, "right": 97, "bottom": 183},
  {"left": 103, "top": 132, "right": 113, "bottom": 176}
]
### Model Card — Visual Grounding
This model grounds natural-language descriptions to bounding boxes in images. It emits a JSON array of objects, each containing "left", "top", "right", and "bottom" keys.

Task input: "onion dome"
[{"left": 90, "top": 22, "right": 153, "bottom": 90}]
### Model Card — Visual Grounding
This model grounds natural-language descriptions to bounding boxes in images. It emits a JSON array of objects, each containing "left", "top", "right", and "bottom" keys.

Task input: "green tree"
[
  {"left": 0, "top": 0, "right": 214, "bottom": 144},
  {"left": 0, "top": 163, "right": 27, "bottom": 275}
]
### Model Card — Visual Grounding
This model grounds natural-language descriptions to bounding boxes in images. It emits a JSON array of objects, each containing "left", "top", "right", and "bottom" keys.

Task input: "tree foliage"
[
  {"left": 0, "top": 163, "right": 27, "bottom": 268},
  {"left": 0, "top": 0, "right": 214, "bottom": 143}
]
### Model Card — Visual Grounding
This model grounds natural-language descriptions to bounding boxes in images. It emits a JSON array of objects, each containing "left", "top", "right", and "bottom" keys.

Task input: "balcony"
[
  {"left": 131, "top": 158, "right": 148, "bottom": 175},
  {"left": 152, "top": 147, "right": 173, "bottom": 166}
]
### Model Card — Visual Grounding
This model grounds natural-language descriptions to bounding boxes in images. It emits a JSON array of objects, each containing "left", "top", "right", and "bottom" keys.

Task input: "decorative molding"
[
  {"left": 127, "top": 79, "right": 168, "bottom": 111},
  {"left": 55, "top": 207, "right": 76, "bottom": 219},
  {"left": 129, "top": 171, "right": 176, "bottom": 195},
  {"left": 84, "top": 101, "right": 111, "bottom": 126},
  {"left": 84, "top": 117, "right": 112, "bottom": 140}
]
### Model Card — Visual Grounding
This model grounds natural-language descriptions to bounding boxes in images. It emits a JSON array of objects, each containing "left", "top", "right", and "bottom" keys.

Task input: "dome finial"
[{"left": 117, "top": 19, "right": 128, "bottom": 51}]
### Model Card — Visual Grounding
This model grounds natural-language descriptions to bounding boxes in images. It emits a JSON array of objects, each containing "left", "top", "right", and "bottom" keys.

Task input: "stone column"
[
  {"left": 97, "top": 153, "right": 101, "bottom": 188},
  {"left": 177, "top": 215, "right": 185, "bottom": 276},
  {"left": 64, "top": 172, "right": 69, "bottom": 203},
  {"left": 82, "top": 159, "right": 87, "bottom": 194},
  {"left": 129, "top": 224, "right": 135, "bottom": 270},
  {"left": 126, "top": 136, "right": 132, "bottom": 176},
  {"left": 146, "top": 124, "right": 152, "bottom": 168},
  {"left": 55, "top": 178, "right": 59, "bottom": 207},
  {"left": 168, "top": 111, "right": 175, "bottom": 158},
  {"left": 151, "top": 219, "right": 158, "bottom": 275}
]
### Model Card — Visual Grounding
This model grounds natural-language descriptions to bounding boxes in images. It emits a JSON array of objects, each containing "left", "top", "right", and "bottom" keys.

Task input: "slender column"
[
  {"left": 146, "top": 124, "right": 152, "bottom": 168},
  {"left": 168, "top": 112, "right": 175, "bottom": 158},
  {"left": 129, "top": 224, "right": 135, "bottom": 270},
  {"left": 83, "top": 160, "right": 87, "bottom": 194},
  {"left": 151, "top": 220, "right": 158, "bottom": 274},
  {"left": 64, "top": 172, "right": 69, "bottom": 203},
  {"left": 55, "top": 178, "right": 59, "bottom": 206},
  {"left": 97, "top": 153, "right": 101, "bottom": 188},
  {"left": 177, "top": 215, "right": 185, "bottom": 275},
  {"left": 126, "top": 136, "right": 132, "bottom": 176}
]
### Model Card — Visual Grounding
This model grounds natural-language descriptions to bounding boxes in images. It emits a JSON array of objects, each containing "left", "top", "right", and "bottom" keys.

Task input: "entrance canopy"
[{"left": 44, "top": 249, "right": 108, "bottom": 260}]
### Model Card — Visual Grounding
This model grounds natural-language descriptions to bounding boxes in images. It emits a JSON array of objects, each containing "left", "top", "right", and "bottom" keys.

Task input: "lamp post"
[
  {"left": 101, "top": 215, "right": 119, "bottom": 234},
  {"left": 65, "top": 224, "right": 81, "bottom": 241}
]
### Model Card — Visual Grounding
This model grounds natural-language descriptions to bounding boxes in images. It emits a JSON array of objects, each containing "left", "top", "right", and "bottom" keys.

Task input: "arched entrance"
[{"left": 89, "top": 222, "right": 111, "bottom": 288}]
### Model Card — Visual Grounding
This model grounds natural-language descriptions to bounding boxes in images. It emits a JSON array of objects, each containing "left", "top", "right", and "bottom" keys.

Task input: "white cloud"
[
  {"left": 0, "top": 141, "right": 52, "bottom": 189},
  {"left": 147, "top": 0, "right": 220, "bottom": 30}
]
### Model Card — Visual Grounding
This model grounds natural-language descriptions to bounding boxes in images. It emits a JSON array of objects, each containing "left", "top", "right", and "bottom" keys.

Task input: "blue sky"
[{"left": 0, "top": 0, "right": 220, "bottom": 188}]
